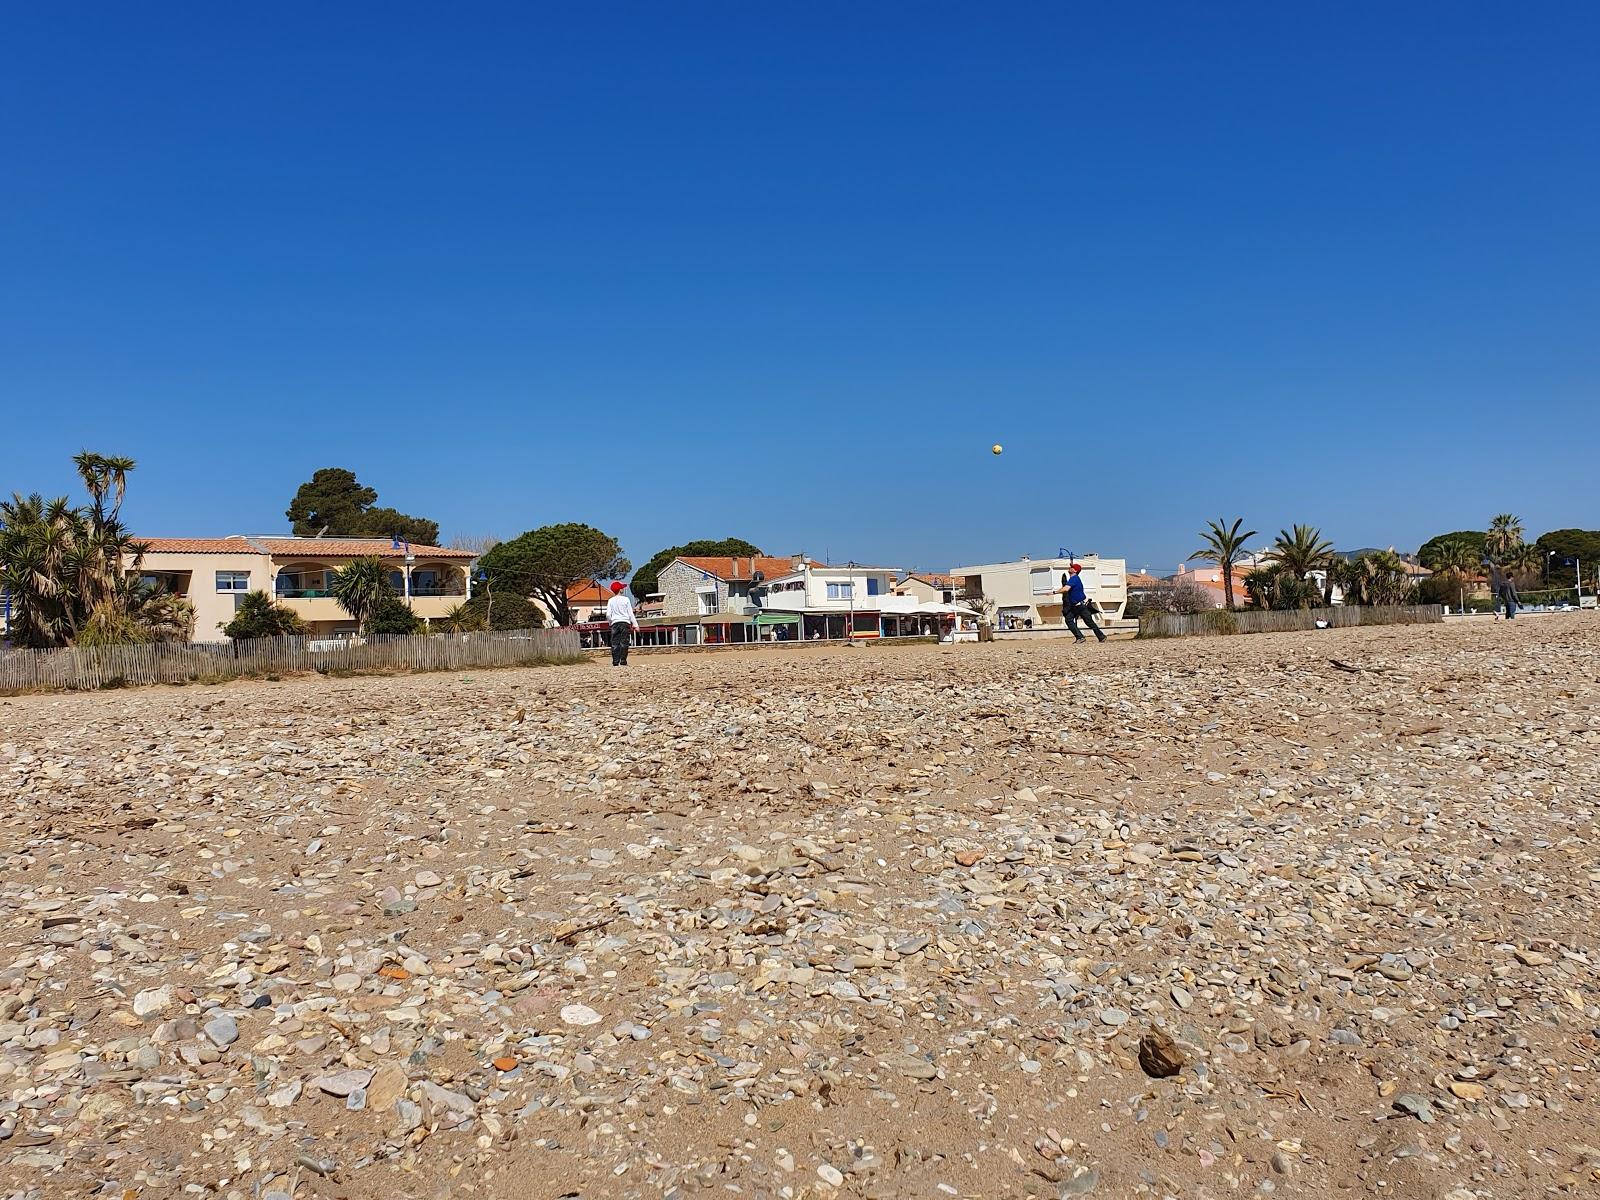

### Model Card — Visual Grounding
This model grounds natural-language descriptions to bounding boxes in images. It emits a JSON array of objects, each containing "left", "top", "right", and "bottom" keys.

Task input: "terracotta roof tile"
[
  {"left": 141, "top": 537, "right": 262, "bottom": 554},
  {"left": 138, "top": 536, "right": 475, "bottom": 559},
  {"left": 674, "top": 556, "right": 814, "bottom": 582},
  {"left": 256, "top": 538, "right": 476, "bottom": 559}
]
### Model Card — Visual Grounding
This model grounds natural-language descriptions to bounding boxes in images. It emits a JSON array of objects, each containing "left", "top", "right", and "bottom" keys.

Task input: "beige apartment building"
[
  {"left": 135, "top": 536, "right": 476, "bottom": 641},
  {"left": 950, "top": 555, "right": 1128, "bottom": 629}
]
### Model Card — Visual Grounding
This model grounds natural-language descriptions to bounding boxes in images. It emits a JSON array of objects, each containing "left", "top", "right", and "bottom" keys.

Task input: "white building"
[{"left": 950, "top": 555, "right": 1128, "bottom": 629}]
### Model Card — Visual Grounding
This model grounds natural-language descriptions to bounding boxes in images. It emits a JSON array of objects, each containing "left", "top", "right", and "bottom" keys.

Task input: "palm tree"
[
  {"left": 1190, "top": 517, "right": 1258, "bottom": 610},
  {"left": 73, "top": 452, "right": 136, "bottom": 520},
  {"left": 1337, "top": 550, "right": 1414, "bottom": 607},
  {"left": 330, "top": 556, "right": 397, "bottom": 633},
  {"left": 2, "top": 454, "right": 192, "bottom": 648},
  {"left": 1427, "top": 535, "right": 1477, "bottom": 578},
  {"left": 1485, "top": 513, "right": 1524, "bottom": 561},
  {"left": 1503, "top": 540, "right": 1543, "bottom": 588},
  {"left": 1268, "top": 524, "right": 1335, "bottom": 585},
  {"left": 1242, "top": 566, "right": 1279, "bottom": 610},
  {"left": 1, "top": 492, "right": 84, "bottom": 646}
]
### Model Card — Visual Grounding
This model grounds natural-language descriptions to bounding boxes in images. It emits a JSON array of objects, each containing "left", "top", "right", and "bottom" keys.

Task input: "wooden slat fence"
[
  {"left": 0, "top": 627, "right": 581, "bottom": 695},
  {"left": 1139, "top": 604, "right": 1444, "bottom": 639}
]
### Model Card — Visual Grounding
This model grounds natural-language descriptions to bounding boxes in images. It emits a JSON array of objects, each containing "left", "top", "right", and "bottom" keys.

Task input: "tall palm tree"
[
  {"left": 73, "top": 452, "right": 137, "bottom": 520},
  {"left": 1485, "top": 513, "right": 1524, "bottom": 561},
  {"left": 330, "top": 556, "right": 397, "bottom": 633},
  {"left": 1190, "top": 517, "right": 1258, "bottom": 611},
  {"left": 1268, "top": 524, "right": 1336, "bottom": 583}
]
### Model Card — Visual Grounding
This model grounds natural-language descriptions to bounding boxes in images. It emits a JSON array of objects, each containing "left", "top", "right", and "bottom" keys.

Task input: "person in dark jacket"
[
  {"left": 1055, "top": 563, "right": 1106, "bottom": 643},
  {"left": 1497, "top": 573, "right": 1520, "bottom": 620}
]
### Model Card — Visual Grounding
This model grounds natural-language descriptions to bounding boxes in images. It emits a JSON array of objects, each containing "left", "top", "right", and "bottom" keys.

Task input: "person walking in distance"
[
  {"left": 1056, "top": 563, "right": 1107, "bottom": 643},
  {"left": 1497, "top": 570, "right": 1520, "bottom": 621},
  {"left": 606, "top": 581, "right": 639, "bottom": 666}
]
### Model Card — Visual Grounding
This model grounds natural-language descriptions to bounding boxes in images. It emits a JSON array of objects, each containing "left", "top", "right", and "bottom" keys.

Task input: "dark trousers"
[
  {"left": 1065, "top": 603, "right": 1106, "bottom": 642},
  {"left": 609, "top": 622, "right": 633, "bottom": 665}
]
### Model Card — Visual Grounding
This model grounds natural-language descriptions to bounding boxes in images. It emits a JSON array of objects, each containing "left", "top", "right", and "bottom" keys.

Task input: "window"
[
  {"left": 698, "top": 588, "right": 720, "bottom": 615},
  {"left": 216, "top": 571, "right": 250, "bottom": 592},
  {"left": 827, "top": 582, "right": 855, "bottom": 601},
  {"left": 1030, "top": 568, "right": 1055, "bottom": 595},
  {"left": 866, "top": 576, "right": 881, "bottom": 596}
]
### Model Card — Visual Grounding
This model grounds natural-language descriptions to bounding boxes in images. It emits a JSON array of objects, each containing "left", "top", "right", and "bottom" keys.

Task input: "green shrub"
[
  {"left": 222, "top": 591, "right": 309, "bottom": 640},
  {"left": 366, "top": 594, "right": 423, "bottom": 636}
]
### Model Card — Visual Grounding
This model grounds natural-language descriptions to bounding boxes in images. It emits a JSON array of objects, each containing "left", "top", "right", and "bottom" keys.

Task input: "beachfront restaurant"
[
  {"left": 769, "top": 601, "right": 978, "bottom": 642},
  {"left": 633, "top": 612, "right": 760, "bottom": 646}
]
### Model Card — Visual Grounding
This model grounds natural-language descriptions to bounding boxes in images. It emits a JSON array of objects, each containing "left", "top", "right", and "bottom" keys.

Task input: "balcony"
[{"left": 278, "top": 595, "right": 347, "bottom": 622}]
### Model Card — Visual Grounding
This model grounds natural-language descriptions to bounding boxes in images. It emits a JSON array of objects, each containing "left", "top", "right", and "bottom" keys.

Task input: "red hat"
[
  {"left": 1069, "top": 563, "right": 1082, "bottom": 573},
  {"left": 610, "top": 581, "right": 626, "bottom": 593}
]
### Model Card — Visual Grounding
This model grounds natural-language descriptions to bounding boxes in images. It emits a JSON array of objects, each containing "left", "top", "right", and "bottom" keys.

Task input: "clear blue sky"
[{"left": 4, "top": 3, "right": 1596, "bottom": 574}]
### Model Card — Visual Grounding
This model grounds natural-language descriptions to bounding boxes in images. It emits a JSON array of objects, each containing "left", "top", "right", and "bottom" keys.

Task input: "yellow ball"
[{"left": 991, "top": 444, "right": 1003, "bottom": 455}]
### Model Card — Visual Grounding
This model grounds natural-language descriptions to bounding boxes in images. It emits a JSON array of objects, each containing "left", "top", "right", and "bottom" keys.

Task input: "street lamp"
[{"left": 476, "top": 569, "right": 492, "bottom": 630}]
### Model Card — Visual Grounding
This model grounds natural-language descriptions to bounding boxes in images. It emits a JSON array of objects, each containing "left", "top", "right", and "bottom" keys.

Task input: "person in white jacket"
[{"left": 605, "top": 581, "right": 639, "bottom": 666}]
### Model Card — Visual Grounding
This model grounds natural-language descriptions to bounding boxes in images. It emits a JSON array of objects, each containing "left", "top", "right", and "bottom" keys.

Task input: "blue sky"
[{"left": 4, "top": 3, "right": 1596, "bottom": 574}]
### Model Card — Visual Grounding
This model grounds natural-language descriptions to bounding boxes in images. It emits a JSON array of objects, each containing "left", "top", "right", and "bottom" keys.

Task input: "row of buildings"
[
  {"left": 121, "top": 537, "right": 1132, "bottom": 644},
  {"left": 573, "top": 553, "right": 1130, "bottom": 646}
]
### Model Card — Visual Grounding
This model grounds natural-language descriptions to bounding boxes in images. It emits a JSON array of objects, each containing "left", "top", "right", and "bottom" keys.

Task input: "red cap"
[
  {"left": 610, "top": 581, "right": 626, "bottom": 593},
  {"left": 1069, "top": 563, "right": 1082, "bottom": 573}
]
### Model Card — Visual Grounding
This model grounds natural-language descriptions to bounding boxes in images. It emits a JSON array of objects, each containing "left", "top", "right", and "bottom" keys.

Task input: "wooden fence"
[
  {"left": 1138, "top": 604, "right": 1445, "bottom": 639},
  {"left": 0, "top": 627, "right": 582, "bottom": 695}
]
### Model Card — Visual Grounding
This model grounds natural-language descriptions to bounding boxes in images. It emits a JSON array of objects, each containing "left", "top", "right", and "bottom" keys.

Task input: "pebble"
[
  {"left": 203, "top": 1014, "right": 239, "bottom": 1047},
  {"left": 132, "top": 986, "right": 172, "bottom": 1019}
]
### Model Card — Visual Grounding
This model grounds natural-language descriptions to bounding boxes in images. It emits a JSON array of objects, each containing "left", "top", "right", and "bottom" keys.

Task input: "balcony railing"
[{"left": 276, "top": 586, "right": 463, "bottom": 599}]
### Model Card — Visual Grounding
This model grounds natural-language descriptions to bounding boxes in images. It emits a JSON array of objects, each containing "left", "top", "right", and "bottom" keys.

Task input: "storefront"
[{"left": 753, "top": 612, "right": 802, "bottom": 641}]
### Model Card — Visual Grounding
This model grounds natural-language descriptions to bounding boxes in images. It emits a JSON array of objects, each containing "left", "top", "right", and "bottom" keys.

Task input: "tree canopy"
[
  {"left": 285, "top": 468, "right": 440, "bottom": 545},
  {"left": 478, "top": 523, "right": 630, "bottom": 626},
  {"left": 631, "top": 537, "right": 763, "bottom": 599},
  {"left": 1533, "top": 529, "right": 1600, "bottom": 589}
]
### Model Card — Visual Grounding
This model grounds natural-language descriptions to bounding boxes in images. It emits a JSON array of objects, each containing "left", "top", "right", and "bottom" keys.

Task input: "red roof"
[
  {"left": 141, "top": 537, "right": 259, "bottom": 554},
  {"left": 257, "top": 538, "right": 474, "bottom": 559},
  {"left": 139, "top": 536, "right": 474, "bottom": 559},
  {"left": 567, "top": 579, "right": 611, "bottom": 603},
  {"left": 674, "top": 555, "right": 814, "bottom": 582}
]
